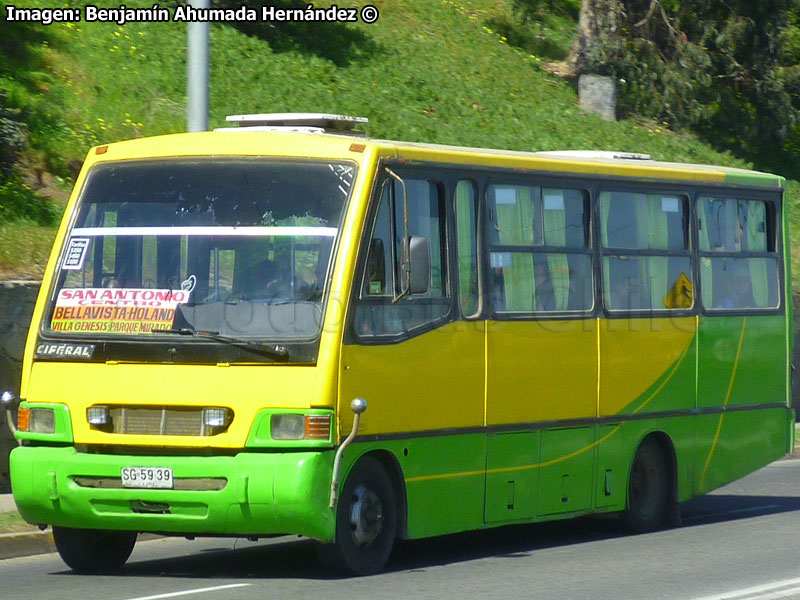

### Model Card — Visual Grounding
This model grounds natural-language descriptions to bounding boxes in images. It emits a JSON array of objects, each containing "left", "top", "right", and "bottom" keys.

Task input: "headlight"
[
  {"left": 271, "top": 414, "right": 305, "bottom": 440},
  {"left": 270, "top": 413, "right": 331, "bottom": 440},
  {"left": 202, "top": 407, "right": 230, "bottom": 428},
  {"left": 87, "top": 406, "right": 110, "bottom": 426}
]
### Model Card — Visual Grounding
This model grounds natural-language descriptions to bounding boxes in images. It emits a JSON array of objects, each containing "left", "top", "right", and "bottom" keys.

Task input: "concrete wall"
[{"left": 0, "top": 282, "right": 40, "bottom": 492}]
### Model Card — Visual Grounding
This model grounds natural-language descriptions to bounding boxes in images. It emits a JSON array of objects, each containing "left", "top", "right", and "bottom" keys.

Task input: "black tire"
[
  {"left": 53, "top": 526, "right": 137, "bottom": 573},
  {"left": 316, "top": 456, "right": 397, "bottom": 576},
  {"left": 623, "top": 438, "right": 670, "bottom": 533}
]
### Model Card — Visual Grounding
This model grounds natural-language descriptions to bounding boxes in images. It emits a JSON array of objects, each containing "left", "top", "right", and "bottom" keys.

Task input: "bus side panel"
[
  {"left": 695, "top": 314, "right": 789, "bottom": 493},
  {"left": 599, "top": 317, "right": 697, "bottom": 417},
  {"left": 486, "top": 319, "right": 596, "bottom": 521},
  {"left": 693, "top": 408, "right": 789, "bottom": 494},
  {"left": 486, "top": 319, "right": 597, "bottom": 424},
  {"left": 338, "top": 322, "right": 484, "bottom": 437},
  {"left": 697, "top": 315, "right": 786, "bottom": 409},
  {"left": 342, "top": 435, "right": 487, "bottom": 540},
  {"left": 537, "top": 426, "right": 594, "bottom": 516},
  {"left": 597, "top": 317, "right": 698, "bottom": 507},
  {"left": 595, "top": 422, "right": 625, "bottom": 509},
  {"left": 403, "top": 434, "right": 487, "bottom": 538},
  {"left": 339, "top": 322, "right": 486, "bottom": 539},
  {"left": 485, "top": 431, "right": 538, "bottom": 523}
]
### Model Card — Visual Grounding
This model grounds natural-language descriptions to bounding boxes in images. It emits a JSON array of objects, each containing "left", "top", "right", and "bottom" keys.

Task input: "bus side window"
[
  {"left": 600, "top": 191, "right": 692, "bottom": 312},
  {"left": 699, "top": 197, "right": 779, "bottom": 310},
  {"left": 355, "top": 176, "right": 450, "bottom": 338},
  {"left": 488, "top": 184, "right": 592, "bottom": 314}
]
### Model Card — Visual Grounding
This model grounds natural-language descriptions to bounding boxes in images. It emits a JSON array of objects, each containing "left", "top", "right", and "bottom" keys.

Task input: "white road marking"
[
  {"left": 690, "top": 576, "right": 800, "bottom": 600},
  {"left": 121, "top": 583, "right": 251, "bottom": 600},
  {"left": 682, "top": 504, "right": 780, "bottom": 522}
]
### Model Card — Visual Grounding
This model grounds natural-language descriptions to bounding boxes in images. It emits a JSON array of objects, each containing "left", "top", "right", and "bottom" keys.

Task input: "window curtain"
[
  {"left": 746, "top": 201, "right": 769, "bottom": 307},
  {"left": 496, "top": 186, "right": 536, "bottom": 310},
  {"left": 698, "top": 198, "right": 714, "bottom": 307},
  {"left": 599, "top": 192, "right": 612, "bottom": 306},
  {"left": 646, "top": 195, "right": 669, "bottom": 309},
  {"left": 543, "top": 188, "right": 569, "bottom": 310}
]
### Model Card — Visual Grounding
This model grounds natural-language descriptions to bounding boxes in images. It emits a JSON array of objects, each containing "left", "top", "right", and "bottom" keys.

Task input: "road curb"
[
  {"left": 0, "top": 522, "right": 164, "bottom": 561},
  {"left": 0, "top": 529, "right": 55, "bottom": 560}
]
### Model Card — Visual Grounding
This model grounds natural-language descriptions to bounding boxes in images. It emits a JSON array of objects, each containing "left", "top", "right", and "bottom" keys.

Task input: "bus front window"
[{"left": 49, "top": 159, "right": 354, "bottom": 345}]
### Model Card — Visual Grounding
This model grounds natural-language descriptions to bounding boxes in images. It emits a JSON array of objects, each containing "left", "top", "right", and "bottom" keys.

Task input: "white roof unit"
[
  {"left": 221, "top": 112, "right": 369, "bottom": 135},
  {"left": 536, "top": 150, "right": 652, "bottom": 161}
]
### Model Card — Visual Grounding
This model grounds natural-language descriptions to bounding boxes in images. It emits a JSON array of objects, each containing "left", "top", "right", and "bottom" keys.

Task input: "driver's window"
[
  {"left": 362, "top": 188, "right": 393, "bottom": 296},
  {"left": 355, "top": 173, "right": 450, "bottom": 339}
]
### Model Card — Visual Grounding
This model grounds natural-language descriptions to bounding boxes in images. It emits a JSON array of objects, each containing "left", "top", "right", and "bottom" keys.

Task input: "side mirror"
[{"left": 408, "top": 236, "right": 430, "bottom": 295}]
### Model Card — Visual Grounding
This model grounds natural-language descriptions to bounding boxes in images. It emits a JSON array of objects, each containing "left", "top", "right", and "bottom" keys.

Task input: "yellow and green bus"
[{"left": 8, "top": 114, "right": 795, "bottom": 575}]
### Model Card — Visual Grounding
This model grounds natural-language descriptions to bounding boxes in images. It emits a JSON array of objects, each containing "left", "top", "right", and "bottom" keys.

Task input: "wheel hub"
[{"left": 349, "top": 483, "right": 384, "bottom": 547}]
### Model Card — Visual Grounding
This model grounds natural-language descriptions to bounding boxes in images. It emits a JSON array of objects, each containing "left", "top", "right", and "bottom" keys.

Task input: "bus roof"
[
  {"left": 88, "top": 128, "right": 785, "bottom": 190},
  {"left": 387, "top": 138, "right": 784, "bottom": 189}
]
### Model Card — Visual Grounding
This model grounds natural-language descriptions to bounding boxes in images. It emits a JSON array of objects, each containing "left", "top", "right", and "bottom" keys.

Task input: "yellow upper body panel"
[{"left": 27, "top": 361, "right": 325, "bottom": 447}]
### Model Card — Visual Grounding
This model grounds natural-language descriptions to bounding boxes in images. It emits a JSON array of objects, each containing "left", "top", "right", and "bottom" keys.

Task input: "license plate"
[{"left": 121, "top": 467, "right": 174, "bottom": 489}]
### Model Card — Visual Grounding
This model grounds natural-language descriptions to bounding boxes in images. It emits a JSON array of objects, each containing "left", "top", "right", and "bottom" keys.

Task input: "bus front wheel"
[
  {"left": 317, "top": 456, "right": 397, "bottom": 575},
  {"left": 53, "top": 526, "right": 137, "bottom": 573},
  {"left": 623, "top": 438, "right": 669, "bottom": 533}
]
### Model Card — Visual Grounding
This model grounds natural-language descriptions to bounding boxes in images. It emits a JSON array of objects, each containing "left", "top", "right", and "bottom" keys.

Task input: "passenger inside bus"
[{"left": 716, "top": 265, "right": 756, "bottom": 309}]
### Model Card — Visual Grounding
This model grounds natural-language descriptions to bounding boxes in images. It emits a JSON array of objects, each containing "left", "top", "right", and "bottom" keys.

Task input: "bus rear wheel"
[
  {"left": 53, "top": 526, "right": 137, "bottom": 573},
  {"left": 623, "top": 438, "right": 669, "bottom": 533},
  {"left": 317, "top": 456, "right": 397, "bottom": 575}
]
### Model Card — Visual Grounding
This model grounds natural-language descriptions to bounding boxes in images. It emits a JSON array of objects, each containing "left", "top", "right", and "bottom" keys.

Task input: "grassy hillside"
[{"left": 2, "top": 0, "right": 799, "bottom": 284}]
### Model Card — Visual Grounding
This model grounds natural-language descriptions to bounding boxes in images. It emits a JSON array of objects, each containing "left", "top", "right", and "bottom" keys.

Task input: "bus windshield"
[{"left": 47, "top": 158, "right": 355, "bottom": 342}]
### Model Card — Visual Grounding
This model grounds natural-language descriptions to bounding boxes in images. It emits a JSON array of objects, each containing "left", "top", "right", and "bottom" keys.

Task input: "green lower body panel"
[
  {"left": 11, "top": 406, "right": 793, "bottom": 544},
  {"left": 692, "top": 407, "right": 792, "bottom": 495},
  {"left": 10, "top": 446, "right": 336, "bottom": 540},
  {"left": 350, "top": 408, "right": 793, "bottom": 538}
]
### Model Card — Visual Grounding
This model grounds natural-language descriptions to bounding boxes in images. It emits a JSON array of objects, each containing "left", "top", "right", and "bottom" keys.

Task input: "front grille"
[{"left": 104, "top": 406, "right": 227, "bottom": 436}]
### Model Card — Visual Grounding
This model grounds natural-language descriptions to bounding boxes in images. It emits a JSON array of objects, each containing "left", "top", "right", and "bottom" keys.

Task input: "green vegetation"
[
  {"left": 514, "top": 0, "right": 800, "bottom": 179},
  {"left": 0, "top": 221, "right": 58, "bottom": 280},
  {"left": 0, "top": 0, "right": 798, "bottom": 285}
]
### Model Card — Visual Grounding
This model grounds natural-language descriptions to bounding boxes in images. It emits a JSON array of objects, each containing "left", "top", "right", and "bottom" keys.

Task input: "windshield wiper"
[{"left": 151, "top": 328, "right": 290, "bottom": 360}]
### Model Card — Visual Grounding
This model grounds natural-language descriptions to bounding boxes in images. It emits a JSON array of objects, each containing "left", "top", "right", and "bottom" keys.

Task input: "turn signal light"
[
  {"left": 17, "top": 407, "right": 29, "bottom": 432},
  {"left": 305, "top": 414, "right": 331, "bottom": 440}
]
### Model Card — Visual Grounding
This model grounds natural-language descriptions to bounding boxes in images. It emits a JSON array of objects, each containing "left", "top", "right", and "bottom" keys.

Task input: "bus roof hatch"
[{"left": 222, "top": 113, "right": 369, "bottom": 135}]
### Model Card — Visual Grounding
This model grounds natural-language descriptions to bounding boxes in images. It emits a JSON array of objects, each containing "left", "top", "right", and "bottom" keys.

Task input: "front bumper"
[{"left": 10, "top": 446, "right": 336, "bottom": 540}]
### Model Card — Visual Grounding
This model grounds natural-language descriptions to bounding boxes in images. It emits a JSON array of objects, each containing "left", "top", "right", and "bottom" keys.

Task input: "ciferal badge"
[{"left": 35, "top": 342, "right": 96, "bottom": 360}]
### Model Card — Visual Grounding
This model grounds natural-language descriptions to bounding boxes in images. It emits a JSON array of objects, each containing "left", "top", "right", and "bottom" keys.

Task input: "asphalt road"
[{"left": 1, "top": 457, "right": 798, "bottom": 600}]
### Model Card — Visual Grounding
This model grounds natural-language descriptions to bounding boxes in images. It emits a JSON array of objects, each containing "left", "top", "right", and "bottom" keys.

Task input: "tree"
[
  {"left": 566, "top": 0, "right": 623, "bottom": 78},
  {"left": 516, "top": 0, "right": 800, "bottom": 175}
]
